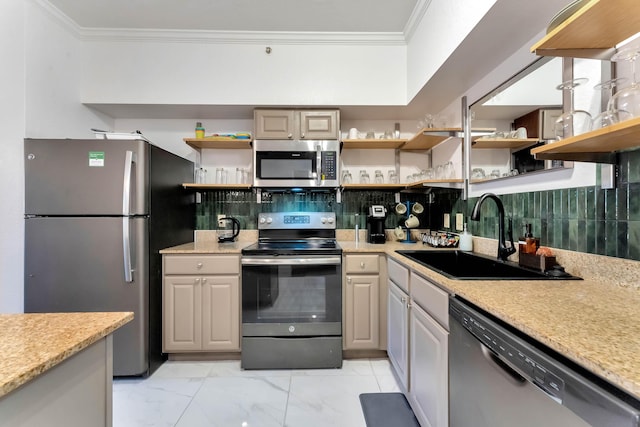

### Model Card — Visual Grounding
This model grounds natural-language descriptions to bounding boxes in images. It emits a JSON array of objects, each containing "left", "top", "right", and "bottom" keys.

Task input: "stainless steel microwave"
[{"left": 253, "top": 140, "right": 340, "bottom": 188}]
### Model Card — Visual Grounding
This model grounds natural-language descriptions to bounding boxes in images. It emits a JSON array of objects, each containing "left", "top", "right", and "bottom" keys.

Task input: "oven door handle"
[{"left": 242, "top": 256, "right": 341, "bottom": 266}]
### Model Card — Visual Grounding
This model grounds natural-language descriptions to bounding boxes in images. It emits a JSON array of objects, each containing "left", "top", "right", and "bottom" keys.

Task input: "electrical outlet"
[
  {"left": 455, "top": 213, "right": 464, "bottom": 231},
  {"left": 217, "top": 214, "right": 226, "bottom": 227},
  {"left": 444, "top": 213, "right": 450, "bottom": 229}
]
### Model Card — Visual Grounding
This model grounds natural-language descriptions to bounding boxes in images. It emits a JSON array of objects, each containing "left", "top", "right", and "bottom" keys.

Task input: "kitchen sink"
[{"left": 396, "top": 250, "right": 580, "bottom": 280}]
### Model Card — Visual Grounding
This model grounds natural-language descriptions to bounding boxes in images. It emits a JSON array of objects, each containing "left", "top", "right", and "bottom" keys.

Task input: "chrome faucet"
[{"left": 470, "top": 193, "right": 516, "bottom": 261}]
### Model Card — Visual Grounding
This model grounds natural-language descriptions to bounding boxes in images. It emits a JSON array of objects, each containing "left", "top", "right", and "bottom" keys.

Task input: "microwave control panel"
[{"left": 321, "top": 151, "right": 337, "bottom": 180}]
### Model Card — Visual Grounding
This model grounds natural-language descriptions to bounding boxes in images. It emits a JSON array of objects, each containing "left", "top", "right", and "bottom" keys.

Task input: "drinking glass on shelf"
[
  {"left": 443, "top": 161, "right": 455, "bottom": 179},
  {"left": 609, "top": 47, "right": 640, "bottom": 120},
  {"left": 435, "top": 164, "right": 444, "bottom": 179},
  {"left": 554, "top": 78, "right": 592, "bottom": 140},
  {"left": 359, "top": 170, "right": 370, "bottom": 184},
  {"left": 374, "top": 170, "right": 384, "bottom": 184},
  {"left": 388, "top": 170, "right": 398, "bottom": 184},
  {"left": 342, "top": 169, "right": 353, "bottom": 184},
  {"left": 592, "top": 77, "right": 628, "bottom": 130}
]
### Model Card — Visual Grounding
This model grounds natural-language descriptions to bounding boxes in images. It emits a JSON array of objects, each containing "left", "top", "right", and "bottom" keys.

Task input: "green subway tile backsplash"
[{"left": 195, "top": 149, "right": 639, "bottom": 261}]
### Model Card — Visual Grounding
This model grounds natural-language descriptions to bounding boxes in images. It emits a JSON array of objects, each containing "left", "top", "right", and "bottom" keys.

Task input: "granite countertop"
[
  {"left": 383, "top": 250, "right": 640, "bottom": 401},
  {"left": 0, "top": 311, "right": 133, "bottom": 398},
  {"left": 160, "top": 237, "right": 640, "bottom": 400}
]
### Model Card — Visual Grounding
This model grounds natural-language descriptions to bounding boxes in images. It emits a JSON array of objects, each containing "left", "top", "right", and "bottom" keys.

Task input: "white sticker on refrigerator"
[{"left": 89, "top": 151, "right": 105, "bottom": 167}]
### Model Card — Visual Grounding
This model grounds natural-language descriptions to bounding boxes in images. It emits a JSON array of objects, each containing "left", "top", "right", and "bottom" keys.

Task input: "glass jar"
[
  {"left": 342, "top": 170, "right": 353, "bottom": 184},
  {"left": 388, "top": 170, "right": 398, "bottom": 184},
  {"left": 374, "top": 170, "right": 384, "bottom": 184},
  {"left": 359, "top": 170, "right": 370, "bottom": 184}
]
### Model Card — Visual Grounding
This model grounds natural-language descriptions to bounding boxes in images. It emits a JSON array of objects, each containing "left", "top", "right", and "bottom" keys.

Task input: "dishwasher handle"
[{"left": 481, "top": 345, "right": 526, "bottom": 385}]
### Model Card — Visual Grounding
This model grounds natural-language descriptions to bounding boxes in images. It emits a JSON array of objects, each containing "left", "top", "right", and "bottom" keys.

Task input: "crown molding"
[
  {"left": 404, "top": 0, "right": 433, "bottom": 42},
  {"left": 35, "top": 0, "right": 408, "bottom": 46},
  {"left": 79, "top": 28, "right": 407, "bottom": 46}
]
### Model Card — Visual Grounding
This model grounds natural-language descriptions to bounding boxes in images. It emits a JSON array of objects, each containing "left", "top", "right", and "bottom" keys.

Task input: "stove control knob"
[
  {"left": 259, "top": 217, "right": 266, "bottom": 224},
  {"left": 321, "top": 217, "right": 327, "bottom": 224},
  {"left": 266, "top": 217, "right": 273, "bottom": 224},
  {"left": 327, "top": 217, "right": 334, "bottom": 224}
]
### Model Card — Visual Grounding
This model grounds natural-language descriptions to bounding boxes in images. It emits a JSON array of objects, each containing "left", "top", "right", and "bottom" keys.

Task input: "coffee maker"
[{"left": 367, "top": 205, "right": 387, "bottom": 244}]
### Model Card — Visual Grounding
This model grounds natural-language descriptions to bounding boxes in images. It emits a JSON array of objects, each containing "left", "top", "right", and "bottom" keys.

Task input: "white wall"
[
  {"left": 406, "top": 0, "right": 496, "bottom": 101},
  {"left": 0, "top": 0, "right": 26, "bottom": 313},
  {"left": 26, "top": 1, "right": 114, "bottom": 139},
  {"left": 81, "top": 38, "right": 407, "bottom": 107}
]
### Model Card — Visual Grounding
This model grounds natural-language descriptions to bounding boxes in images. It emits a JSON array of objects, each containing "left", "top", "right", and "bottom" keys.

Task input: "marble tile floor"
[{"left": 113, "top": 358, "right": 401, "bottom": 427}]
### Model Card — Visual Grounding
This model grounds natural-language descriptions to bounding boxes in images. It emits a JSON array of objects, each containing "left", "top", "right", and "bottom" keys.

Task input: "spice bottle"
[{"left": 195, "top": 122, "right": 205, "bottom": 139}]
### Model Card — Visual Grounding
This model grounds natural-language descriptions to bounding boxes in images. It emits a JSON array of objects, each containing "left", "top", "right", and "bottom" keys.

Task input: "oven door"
[{"left": 241, "top": 255, "right": 342, "bottom": 336}]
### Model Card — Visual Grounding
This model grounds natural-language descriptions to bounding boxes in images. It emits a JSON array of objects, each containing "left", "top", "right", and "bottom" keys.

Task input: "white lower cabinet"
[
  {"left": 163, "top": 254, "right": 240, "bottom": 353},
  {"left": 388, "top": 279, "right": 410, "bottom": 390},
  {"left": 387, "top": 257, "right": 450, "bottom": 427},
  {"left": 408, "top": 301, "right": 449, "bottom": 427}
]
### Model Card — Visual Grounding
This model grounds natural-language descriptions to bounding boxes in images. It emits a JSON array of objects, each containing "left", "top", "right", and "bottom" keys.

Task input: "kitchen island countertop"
[{"left": 0, "top": 311, "right": 133, "bottom": 398}]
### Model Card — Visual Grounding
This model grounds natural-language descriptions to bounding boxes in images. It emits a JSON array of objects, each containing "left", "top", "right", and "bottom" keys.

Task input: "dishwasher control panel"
[{"left": 456, "top": 305, "right": 566, "bottom": 402}]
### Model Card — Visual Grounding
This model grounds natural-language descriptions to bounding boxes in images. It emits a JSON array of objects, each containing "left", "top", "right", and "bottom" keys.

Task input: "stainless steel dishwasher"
[{"left": 449, "top": 296, "right": 640, "bottom": 427}]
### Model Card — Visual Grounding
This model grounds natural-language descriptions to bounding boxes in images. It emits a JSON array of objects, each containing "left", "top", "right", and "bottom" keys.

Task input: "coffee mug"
[
  {"left": 348, "top": 128, "right": 359, "bottom": 139},
  {"left": 395, "top": 203, "right": 407, "bottom": 215},
  {"left": 412, "top": 202, "right": 424, "bottom": 214},
  {"left": 394, "top": 226, "right": 405, "bottom": 240},
  {"left": 405, "top": 214, "right": 420, "bottom": 228}
]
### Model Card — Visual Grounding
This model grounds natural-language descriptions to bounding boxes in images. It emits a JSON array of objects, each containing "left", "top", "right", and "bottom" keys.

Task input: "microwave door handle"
[
  {"left": 122, "top": 150, "right": 136, "bottom": 283},
  {"left": 316, "top": 144, "right": 322, "bottom": 185}
]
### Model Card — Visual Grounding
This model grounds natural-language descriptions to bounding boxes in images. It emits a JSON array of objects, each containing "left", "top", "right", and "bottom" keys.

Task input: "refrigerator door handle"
[{"left": 122, "top": 151, "right": 136, "bottom": 282}]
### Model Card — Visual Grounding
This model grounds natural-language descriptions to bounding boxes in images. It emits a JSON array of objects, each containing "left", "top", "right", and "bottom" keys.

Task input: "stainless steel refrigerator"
[{"left": 24, "top": 138, "right": 194, "bottom": 376}]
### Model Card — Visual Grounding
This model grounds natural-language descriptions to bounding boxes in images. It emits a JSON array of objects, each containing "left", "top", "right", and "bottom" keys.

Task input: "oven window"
[{"left": 242, "top": 263, "right": 341, "bottom": 324}]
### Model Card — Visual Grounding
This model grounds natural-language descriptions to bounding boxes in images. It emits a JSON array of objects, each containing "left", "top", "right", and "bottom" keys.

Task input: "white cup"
[
  {"left": 516, "top": 127, "right": 527, "bottom": 139},
  {"left": 412, "top": 202, "right": 424, "bottom": 214},
  {"left": 405, "top": 214, "right": 420, "bottom": 228},
  {"left": 348, "top": 128, "right": 359, "bottom": 139},
  {"left": 394, "top": 226, "right": 405, "bottom": 240},
  {"left": 395, "top": 203, "right": 407, "bottom": 215}
]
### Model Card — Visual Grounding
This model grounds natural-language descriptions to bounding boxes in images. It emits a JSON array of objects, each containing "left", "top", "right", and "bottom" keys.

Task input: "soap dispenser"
[{"left": 459, "top": 222, "right": 473, "bottom": 251}]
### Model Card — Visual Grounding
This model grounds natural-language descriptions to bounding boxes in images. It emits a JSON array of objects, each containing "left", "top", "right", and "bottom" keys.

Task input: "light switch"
[
  {"left": 444, "top": 213, "right": 450, "bottom": 228},
  {"left": 455, "top": 213, "right": 464, "bottom": 231}
]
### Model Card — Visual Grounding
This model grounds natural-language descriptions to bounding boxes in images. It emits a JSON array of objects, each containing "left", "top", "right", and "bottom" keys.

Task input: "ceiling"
[
  {"left": 44, "top": 0, "right": 570, "bottom": 120},
  {"left": 45, "top": 0, "right": 420, "bottom": 33}
]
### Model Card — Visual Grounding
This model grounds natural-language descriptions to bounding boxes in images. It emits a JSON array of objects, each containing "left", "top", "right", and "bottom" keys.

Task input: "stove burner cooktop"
[{"left": 242, "top": 239, "right": 341, "bottom": 255}]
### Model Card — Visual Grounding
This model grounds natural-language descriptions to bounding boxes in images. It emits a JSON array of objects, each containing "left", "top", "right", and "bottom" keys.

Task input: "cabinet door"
[
  {"left": 344, "top": 274, "right": 379, "bottom": 350},
  {"left": 299, "top": 110, "right": 339, "bottom": 140},
  {"left": 254, "top": 110, "right": 295, "bottom": 139},
  {"left": 163, "top": 276, "right": 202, "bottom": 351},
  {"left": 201, "top": 275, "right": 240, "bottom": 351},
  {"left": 387, "top": 280, "right": 409, "bottom": 391},
  {"left": 409, "top": 302, "right": 449, "bottom": 427}
]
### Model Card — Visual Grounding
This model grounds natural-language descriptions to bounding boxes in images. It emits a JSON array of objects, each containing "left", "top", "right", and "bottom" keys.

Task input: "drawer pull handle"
[
  {"left": 347, "top": 277, "right": 352, "bottom": 285},
  {"left": 401, "top": 297, "right": 407, "bottom": 303},
  {"left": 195, "top": 278, "right": 200, "bottom": 284},
  {"left": 196, "top": 262, "right": 203, "bottom": 269},
  {"left": 360, "top": 262, "right": 365, "bottom": 269},
  {"left": 202, "top": 278, "right": 207, "bottom": 284}
]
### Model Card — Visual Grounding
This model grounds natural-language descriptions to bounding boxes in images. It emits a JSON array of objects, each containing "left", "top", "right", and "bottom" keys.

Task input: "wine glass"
[
  {"left": 554, "top": 78, "right": 592, "bottom": 140},
  {"left": 592, "top": 77, "right": 628, "bottom": 130},
  {"left": 609, "top": 47, "right": 640, "bottom": 120}
]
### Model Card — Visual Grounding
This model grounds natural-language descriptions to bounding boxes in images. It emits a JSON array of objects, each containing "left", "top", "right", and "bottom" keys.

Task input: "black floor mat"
[{"left": 359, "top": 392, "right": 421, "bottom": 427}]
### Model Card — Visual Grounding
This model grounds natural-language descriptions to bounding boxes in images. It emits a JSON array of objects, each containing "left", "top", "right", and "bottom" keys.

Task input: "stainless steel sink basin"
[{"left": 396, "top": 250, "right": 580, "bottom": 280}]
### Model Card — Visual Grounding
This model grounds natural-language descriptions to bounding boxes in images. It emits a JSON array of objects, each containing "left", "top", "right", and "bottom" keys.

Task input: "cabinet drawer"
[
  {"left": 345, "top": 254, "right": 379, "bottom": 274},
  {"left": 410, "top": 273, "right": 449, "bottom": 330},
  {"left": 388, "top": 257, "right": 409, "bottom": 293},
  {"left": 164, "top": 255, "right": 240, "bottom": 275}
]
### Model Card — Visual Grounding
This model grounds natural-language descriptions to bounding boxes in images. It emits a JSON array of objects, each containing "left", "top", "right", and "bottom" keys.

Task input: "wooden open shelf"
[
  {"left": 342, "top": 139, "right": 407, "bottom": 149},
  {"left": 530, "top": 116, "right": 640, "bottom": 161},
  {"left": 405, "top": 179, "right": 464, "bottom": 189},
  {"left": 402, "top": 128, "right": 463, "bottom": 150},
  {"left": 182, "top": 183, "right": 253, "bottom": 190},
  {"left": 472, "top": 138, "right": 539, "bottom": 150},
  {"left": 531, "top": 0, "right": 640, "bottom": 59},
  {"left": 341, "top": 183, "right": 405, "bottom": 191},
  {"left": 184, "top": 137, "right": 252, "bottom": 150}
]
